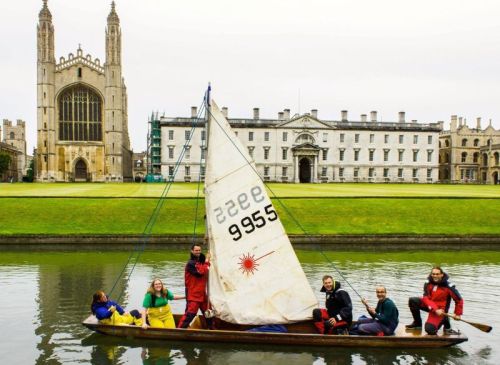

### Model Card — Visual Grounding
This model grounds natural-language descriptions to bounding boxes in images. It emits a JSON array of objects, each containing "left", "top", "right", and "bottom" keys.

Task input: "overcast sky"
[{"left": 1, "top": 0, "right": 500, "bottom": 152}]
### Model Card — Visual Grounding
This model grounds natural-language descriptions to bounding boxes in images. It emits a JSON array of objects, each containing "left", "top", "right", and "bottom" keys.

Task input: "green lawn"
[
  {"left": 1, "top": 197, "right": 498, "bottom": 235},
  {"left": 0, "top": 182, "right": 499, "bottom": 198}
]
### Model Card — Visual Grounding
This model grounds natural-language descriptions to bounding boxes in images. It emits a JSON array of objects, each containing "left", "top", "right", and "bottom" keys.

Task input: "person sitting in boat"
[
  {"left": 177, "top": 243, "right": 213, "bottom": 329},
  {"left": 351, "top": 285, "right": 399, "bottom": 336},
  {"left": 141, "top": 278, "right": 185, "bottom": 329},
  {"left": 91, "top": 290, "right": 142, "bottom": 326},
  {"left": 312, "top": 275, "right": 353, "bottom": 335},
  {"left": 406, "top": 266, "right": 463, "bottom": 335}
]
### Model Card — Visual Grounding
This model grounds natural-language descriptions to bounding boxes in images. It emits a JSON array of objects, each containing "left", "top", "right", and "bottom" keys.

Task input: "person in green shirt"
[
  {"left": 353, "top": 285, "right": 399, "bottom": 336},
  {"left": 141, "top": 278, "right": 185, "bottom": 329}
]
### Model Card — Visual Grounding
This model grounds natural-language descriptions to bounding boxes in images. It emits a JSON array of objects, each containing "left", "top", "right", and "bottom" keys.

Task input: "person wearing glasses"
[
  {"left": 406, "top": 266, "right": 463, "bottom": 335},
  {"left": 351, "top": 285, "right": 399, "bottom": 336}
]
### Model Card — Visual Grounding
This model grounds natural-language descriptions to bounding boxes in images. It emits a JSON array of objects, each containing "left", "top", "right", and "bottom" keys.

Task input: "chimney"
[
  {"left": 476, "top": 117, "right": 482, "bottom": 130},
  {"left": 222, "top": 107, "right": 228, "bottom": 118},
  {"left": 370, "top": 111, "right": 377, "bottom": 122},
  {"left": 450, "top": 115, "right": 457, "bottom": 131},
  {"left": 278, "top": 112, "right": 284, "bottom": 120},
  {"left": 438, "top": 121, "right": 444, "bottom": 131},
  {"left": 341, "top": 110, "right": 348, "bottom": 122},
  {"left": 253, "top": 108, "right": 260, "bottom": 120},
  {"left": 361, "top": 114, "right": 367, "bottom": 122},
  {"left": 191, "top": 106, "right": 197, "bottom": 118},
  {"left": 398, "top": 111, "right": 405, "bottom": 123},
  {"left": 284, "top": 109, "right": 290, "bottom": 120},
  {"left": 458, "top": 117, "right": 463, "bottom": 127},
  {"left": 311, "top": 109, "right": 318, "bottom": 119}
]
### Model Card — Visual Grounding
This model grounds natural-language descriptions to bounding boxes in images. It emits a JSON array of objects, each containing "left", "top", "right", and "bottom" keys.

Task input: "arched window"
[
  {"left": 295, "top": 133, "right": 315, "bottom": 144},
  {"left": 487, "top": 139, "right": 492, "bottom": 146},
  {"left": 9, "top": 132, "right": 15, "bottom": 139},
  {"left": 445, "top": 153, "right": 450, "bottom": 163},
  {"left": 461, "top": 152, "right": 467, "bottom": 163},
  {"left": 473, "top": 152, "right": 479, "bottom": 163},
  {"left": 461, "top": 138, "right": 467, "bottom": 147},
  {"left": 474, "top": 139, "right": 480, "bottom": 147},
  {"left": 495, "top": 152, "right": 500, "bottom": 166},
  {"left": 482, "top": 153, "right": 488, "bottom": 166},
  {"left": 58, "top": 85, "right": 102, "bottom": 141},
  {"left": 439, "top": 141, "right": 441, "bottom": 148},
  {"left": 445, "top": 140, "right": 450, "bottom": 147}
]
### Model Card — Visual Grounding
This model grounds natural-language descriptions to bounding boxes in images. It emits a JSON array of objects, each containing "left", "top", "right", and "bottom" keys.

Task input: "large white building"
[{"left": 157, "top": 107, "right": 442, "bottom": 183}]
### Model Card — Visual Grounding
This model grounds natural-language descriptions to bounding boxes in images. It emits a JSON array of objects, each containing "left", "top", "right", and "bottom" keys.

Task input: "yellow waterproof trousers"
[
  {"left": 147, "top": 304, "right": 175, "bottom": 328},
  {"left": 100, "top": 311, "right": 143, "bottom": 326}
]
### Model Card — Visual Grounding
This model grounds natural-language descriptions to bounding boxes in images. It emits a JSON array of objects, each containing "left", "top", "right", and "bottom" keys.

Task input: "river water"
[{"left": 0, "top": 250, "right": 498, "bottom": 365}]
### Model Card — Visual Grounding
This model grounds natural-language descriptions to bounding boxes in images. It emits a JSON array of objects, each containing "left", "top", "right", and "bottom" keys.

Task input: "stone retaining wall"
[{"left": 1, "top": 234, "right": 500, "bottom": 251}]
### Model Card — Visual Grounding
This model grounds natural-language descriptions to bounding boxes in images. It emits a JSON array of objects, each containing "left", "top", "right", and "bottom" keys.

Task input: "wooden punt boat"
[{"left": 82, "top": 314, "right": 468, "bottom": 348}]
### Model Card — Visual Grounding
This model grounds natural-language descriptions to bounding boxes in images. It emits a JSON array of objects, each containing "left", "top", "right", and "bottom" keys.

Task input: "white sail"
[{"left": 205, "top": 100, "right": 318, "bottom": 324}]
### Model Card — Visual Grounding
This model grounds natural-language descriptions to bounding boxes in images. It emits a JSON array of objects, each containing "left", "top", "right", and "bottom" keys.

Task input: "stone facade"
[
  {"left": 1, "top": 119, "right": 26, "bottom": 179},
  {"left": 133, "top": 151, "right": 147, "bottom": 182},
  {"left": 159, "top": 107, "right": 442, "bottom": 183},
  {"left": 36, "top": 1, "right": 132, "bottom": 182},
  {"left": 0, "top": 142, "right": 21, "bottom": 182},
  {"left": 439, "top": 115, "right": 500, "bottom": 184}
]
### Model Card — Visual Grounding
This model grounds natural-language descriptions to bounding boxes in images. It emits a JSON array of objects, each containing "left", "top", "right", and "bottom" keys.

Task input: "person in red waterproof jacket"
[
  {"left": 177, "top": 244, "right": 213, "bottom": 329},
  {"left": 312, "top": 275, "right": 353, "bottom": 335},
  {"left": 406, "top": 266, "right": 464, "bottom": 335}
]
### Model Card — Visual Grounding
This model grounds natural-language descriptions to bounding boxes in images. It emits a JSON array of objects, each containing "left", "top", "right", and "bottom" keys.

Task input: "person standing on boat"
[
  {"left": 91, "top": 290, "right": 142, "bottom": 326},
  {"left": 351, "top": 285, "right": 399, "bottom": 336},
  {"left": 406, "top": 266, "right": 463, "bottom": 335},
  {"left": 141, "top": 278, "right": 185, "bottom": 329},
  {"left": 313, "top": 275, "right": 353, "bottom": 335},
  {"left": 178, "top": 243, "right": 212, "bottom": 329}
]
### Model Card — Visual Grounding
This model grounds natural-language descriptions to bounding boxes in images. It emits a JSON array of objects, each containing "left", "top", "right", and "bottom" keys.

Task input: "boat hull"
[{"left": 82, "top": 315, "right": 467, "bottom": 348}]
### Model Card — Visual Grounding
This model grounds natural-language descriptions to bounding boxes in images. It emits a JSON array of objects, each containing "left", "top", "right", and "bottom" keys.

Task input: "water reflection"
[
  {"left": 80, "top": 335, "right": 475, "bottom": 365},
  {"left": 0, "top": 251, "right": 499, "bottom": 365}
]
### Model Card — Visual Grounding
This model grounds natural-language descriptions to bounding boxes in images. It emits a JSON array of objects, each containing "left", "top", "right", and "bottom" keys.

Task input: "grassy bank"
[
  {"left": 1, "top": 182, "right": 499, "bottom": 198},
  {"left": 1, "top": 197, "right": 499, "bottom": 235}
]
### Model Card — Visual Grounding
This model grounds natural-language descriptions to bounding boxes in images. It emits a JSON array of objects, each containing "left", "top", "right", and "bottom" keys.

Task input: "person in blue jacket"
[{"left": 91, "top": 290, "right": 142, "bottom": 326}]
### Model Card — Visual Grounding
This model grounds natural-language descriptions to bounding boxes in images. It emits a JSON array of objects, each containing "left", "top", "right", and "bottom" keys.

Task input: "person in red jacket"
[
  {"left": 177, "top": 244, "right": 212, "bottom": 329},
  {"left": 406, "top": 266, "right": 464, "bottom": 335}
]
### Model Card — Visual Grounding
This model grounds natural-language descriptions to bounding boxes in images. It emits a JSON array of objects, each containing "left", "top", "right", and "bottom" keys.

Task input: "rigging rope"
[
  {"left": 205, "top": 104, "right": 364, "bottom": 300},
  {"left": 108, "top": 95, "right": 208, "bottom": 302}
]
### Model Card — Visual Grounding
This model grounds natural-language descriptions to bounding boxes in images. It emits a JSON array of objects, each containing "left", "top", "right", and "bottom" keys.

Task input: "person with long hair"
[
  {"left": 91, "top": 290, "right": 142, "bottom": 326},
  {"left": 142, "top": 278, "right": 185, "bottom": 329}
]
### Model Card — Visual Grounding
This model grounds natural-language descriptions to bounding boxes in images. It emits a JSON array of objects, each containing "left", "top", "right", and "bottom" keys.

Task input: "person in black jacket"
[{"left": 312, "top": 275, "right": 353, "bottom": 335}]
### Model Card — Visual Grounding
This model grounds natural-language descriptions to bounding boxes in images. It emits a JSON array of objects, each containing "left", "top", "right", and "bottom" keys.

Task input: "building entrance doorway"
[
  {"left": 299, "top": 158, "right": 311, "bottom": 183},
  {"left": 74, "top": 159, "right": 88, "bottom": 182}
]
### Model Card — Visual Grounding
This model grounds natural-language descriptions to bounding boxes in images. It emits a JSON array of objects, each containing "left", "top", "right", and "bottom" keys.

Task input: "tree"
[{"left": 0, "top": 152, "right": 11, "bottom": 176}]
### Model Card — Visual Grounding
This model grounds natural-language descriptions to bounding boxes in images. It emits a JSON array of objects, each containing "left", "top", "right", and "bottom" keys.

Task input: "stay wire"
[
  {"left": 205, "top": 105, "right": 363, "bottom": 300},
  {"left": 108, "top": 99, "right": 208, "bottom": 302}
]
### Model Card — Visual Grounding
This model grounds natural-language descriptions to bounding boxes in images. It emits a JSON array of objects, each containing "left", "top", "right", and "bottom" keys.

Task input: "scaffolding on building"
[{"left": 146, "top": 111, "right": 163, "bottom": 182}]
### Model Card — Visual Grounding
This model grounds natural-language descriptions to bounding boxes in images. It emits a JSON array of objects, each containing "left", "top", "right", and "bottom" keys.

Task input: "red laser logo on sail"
[{"left": 238, "top": 251, "right": 275, "bottom": 275}]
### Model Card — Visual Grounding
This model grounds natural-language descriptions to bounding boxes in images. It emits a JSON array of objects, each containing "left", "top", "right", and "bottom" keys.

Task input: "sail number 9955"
[{"left": 228, "top": 204, "right": 277, "bottom": 241}]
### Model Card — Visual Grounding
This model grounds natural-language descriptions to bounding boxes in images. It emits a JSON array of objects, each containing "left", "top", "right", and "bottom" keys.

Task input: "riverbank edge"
[{"left": 2, "top": 234, "right": 500, "bottom": 251}]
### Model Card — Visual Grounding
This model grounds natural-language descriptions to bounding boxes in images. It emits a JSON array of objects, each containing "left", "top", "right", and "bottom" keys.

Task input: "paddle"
[{"left": 445, "top": 313, "right": 492, "bottom": 333}]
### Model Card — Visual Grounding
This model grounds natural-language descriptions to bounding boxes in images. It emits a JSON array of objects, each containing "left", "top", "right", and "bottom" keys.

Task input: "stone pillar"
[
  {"left": 312, "top": 156, "right": 317, "bottom": 183},
  {"left": 293, "top": 156, "right": 299, "bottom": 183}
]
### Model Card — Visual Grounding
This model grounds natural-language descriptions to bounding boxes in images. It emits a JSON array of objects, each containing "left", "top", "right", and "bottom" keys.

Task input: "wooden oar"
[{"left": 445, "top": 313, "right": 492, "bottom": 333}]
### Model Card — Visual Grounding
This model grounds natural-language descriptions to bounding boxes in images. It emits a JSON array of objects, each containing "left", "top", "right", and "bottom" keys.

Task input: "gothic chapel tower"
[
  {"left": 36, "top": 1, "right": 132, "bottom": 182},
  {"left": 37, "top": 0, "right": 56, "bottom": 180}
]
